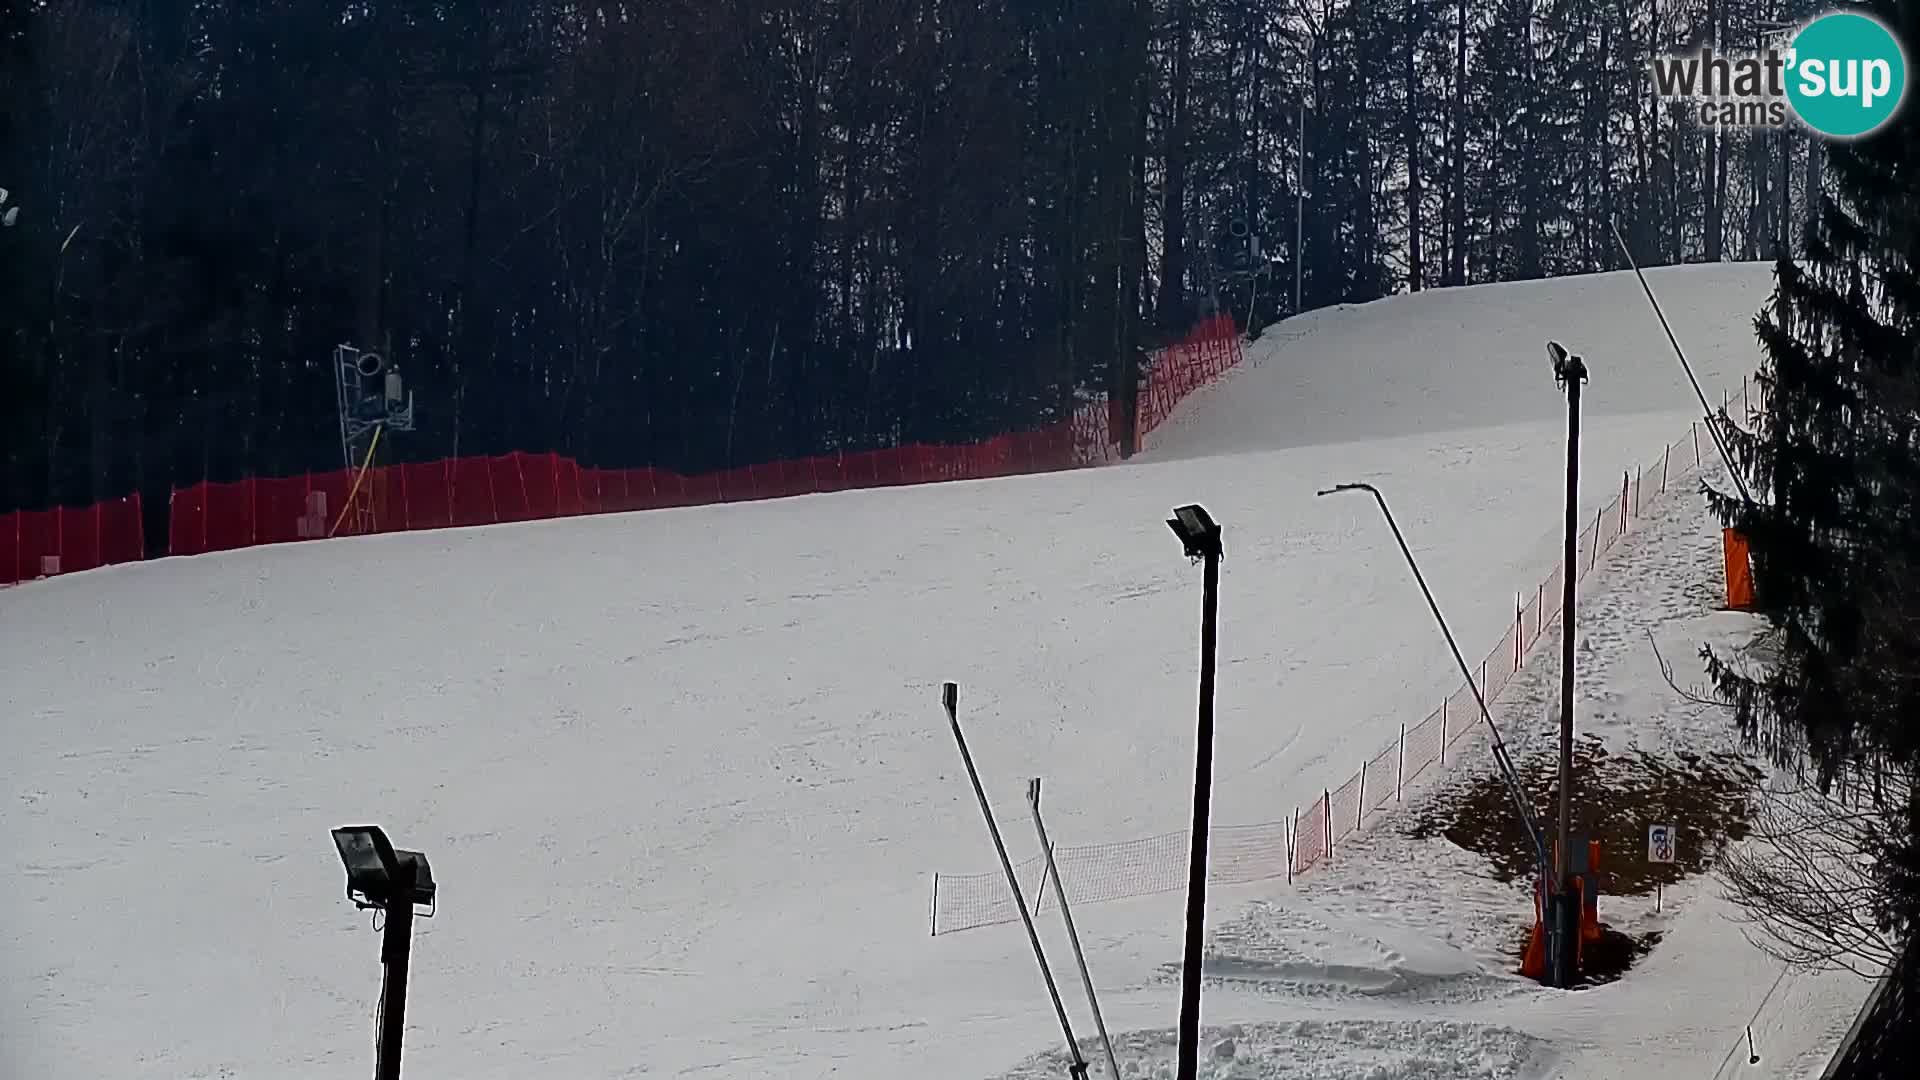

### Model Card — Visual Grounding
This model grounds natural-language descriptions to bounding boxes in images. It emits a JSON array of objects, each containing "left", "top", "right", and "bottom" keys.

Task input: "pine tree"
[{"left": 1706, "top": 0, "right": 1920, "bottom": 948}]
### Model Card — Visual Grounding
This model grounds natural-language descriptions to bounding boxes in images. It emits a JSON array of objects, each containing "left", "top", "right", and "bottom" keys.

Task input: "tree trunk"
[
  {"left": 1600, "top": 18, "right": 1615, "bottom": 268},
  {"left": 1157, "top": 0, "right": 1193, "bottom": 332},
  {"left": 1449, "top": 0, "right": 1468, "bottom": 284},
  {"left": 1405, "top": 0, "right": 1423, "bottom": 291},
  {"left": 1705, "top": 0, "right": 1725, "bottom": 262}
]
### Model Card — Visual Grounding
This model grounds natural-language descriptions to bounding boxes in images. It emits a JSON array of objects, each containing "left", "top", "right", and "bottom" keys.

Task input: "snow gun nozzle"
[{"left": 1317, "top": 482, "right": 1374, "bottom": 498}]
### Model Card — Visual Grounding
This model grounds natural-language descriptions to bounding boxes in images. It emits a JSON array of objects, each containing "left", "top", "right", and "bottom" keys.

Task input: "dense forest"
[{"left": 0, "top": 0, "right": 1826, "bottom": 522}]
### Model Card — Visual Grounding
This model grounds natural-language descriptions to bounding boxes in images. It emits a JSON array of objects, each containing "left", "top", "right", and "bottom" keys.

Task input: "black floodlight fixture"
[
  {"left": 1548, "top": 340, "right": 1588, "bottom": 391},
  {"left": 1166, "top": 504, "right": 1223, "bottom": 561},
  {"left": 331, "top": 825, "right": 436, "bottom": 915}
]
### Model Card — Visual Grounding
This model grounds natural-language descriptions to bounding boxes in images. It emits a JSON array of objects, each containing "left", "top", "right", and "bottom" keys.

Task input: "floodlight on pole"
[
  {"left": 1547, "top": 340, "right": 1587, "bottom": 989},
  {"left": 1166, "top": 503, "right": 1223, "bottom": 1080},
  {"left": 331, "top": 826, "right": 435, "bottom": 1080}
]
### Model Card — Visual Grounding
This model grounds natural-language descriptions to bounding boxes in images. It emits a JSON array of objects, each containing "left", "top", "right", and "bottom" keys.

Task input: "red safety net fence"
[
  {"left": 166, "top": 317, "right": 1245, "bottom": 560},
  {"left": 0, "top": 496, "right": 146, "bottom": 587},
  {"left": 1137, "top": 314, "right": 1245, "bottom": 440}
]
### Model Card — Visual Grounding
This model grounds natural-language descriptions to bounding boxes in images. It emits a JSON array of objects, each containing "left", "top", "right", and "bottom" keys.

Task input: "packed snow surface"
[{"left": 4, "top": 262, "right": 1872, "bottom": 1079}]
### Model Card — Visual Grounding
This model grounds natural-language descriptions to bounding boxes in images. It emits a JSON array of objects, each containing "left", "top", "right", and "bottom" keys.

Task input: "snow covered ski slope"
[{"left": 2, "top": 262, "right": 1828, "bottom": 1080}]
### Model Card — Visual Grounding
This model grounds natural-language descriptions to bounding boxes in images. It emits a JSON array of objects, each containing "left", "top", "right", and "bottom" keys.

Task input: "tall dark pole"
[
  {"left": 1551, "top": 342, "right": 1587, "bottom": 989},
  {"left": 1168, "top": 505, "right": 1222, "bottom": 1080},
  {"left": 375, "top": 859, "right": 417, "bottom": 1080}
]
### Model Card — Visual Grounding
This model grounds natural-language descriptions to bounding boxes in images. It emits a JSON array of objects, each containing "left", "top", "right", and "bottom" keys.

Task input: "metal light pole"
[
  {"left": 375, "top": 860, "right": 418, "bottom": 1080},
  {"left": 331, "top": 826, "right": 437, "bottom": 1080},
  {"left": 1166, "top": 504, "right": 1223, "bottom": 1080},
  {"left": 1548, "top": 340, "right": 1588, "bottom": 989}
]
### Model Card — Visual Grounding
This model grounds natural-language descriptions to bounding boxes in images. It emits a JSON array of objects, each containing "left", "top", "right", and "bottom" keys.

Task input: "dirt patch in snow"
[{"left": 1409, "top": 734, "right": 1763, "bottom": 896}]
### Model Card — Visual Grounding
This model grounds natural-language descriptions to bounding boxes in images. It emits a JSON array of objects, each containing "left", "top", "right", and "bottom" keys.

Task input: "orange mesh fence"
[
  {"left": 1329, "top": 772, "right": 1363, "bottom": 846},
  {"left": 1446, "top": 682, "right": 1481, "bottom": 748},
  {"left": 1293, "top": 795, "right": 1331, "bottom": 877},
  {"left": 1402, "top": 707, "right": 1446, "bottom": 789},
  {"left": 1363, "top": 742, "right": 1399, "bottom": 817}
]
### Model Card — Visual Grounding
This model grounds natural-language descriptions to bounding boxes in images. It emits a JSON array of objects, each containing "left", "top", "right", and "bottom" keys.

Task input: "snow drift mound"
[
  {"left": 995, "top": 1019, "right": 1555, "bottom": 1080},
  {"left": 1145, "top": 263, "right": 1777, "bottom": 460},
  {"left": 1191, "top": 899, "right": 1491, "bottom": 1000}
]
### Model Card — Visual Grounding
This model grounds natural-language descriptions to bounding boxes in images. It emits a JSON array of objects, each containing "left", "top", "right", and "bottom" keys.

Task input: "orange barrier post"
[
  {"left": 1521, "top": 881, "right": 1548, "bottom": 979},
  {"left": 1723, "top": 528, "right": 1756, "bottom": 611}
]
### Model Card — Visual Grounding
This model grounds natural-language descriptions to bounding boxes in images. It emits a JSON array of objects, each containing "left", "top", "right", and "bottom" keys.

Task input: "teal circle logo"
[{"left": 1786, "top": 12, "right": 1908, "bottom": 138}]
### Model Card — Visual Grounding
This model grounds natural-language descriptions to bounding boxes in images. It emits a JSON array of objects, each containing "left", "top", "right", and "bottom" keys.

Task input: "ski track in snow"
[{"left": 0, "top": 263, "right": 1881, "bottom": 1079}]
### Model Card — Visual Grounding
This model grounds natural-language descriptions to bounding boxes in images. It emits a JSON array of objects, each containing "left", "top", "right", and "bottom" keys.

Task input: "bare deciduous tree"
[{"left": 1720, "top": 759, "right": 1909, "bottom": 978}]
